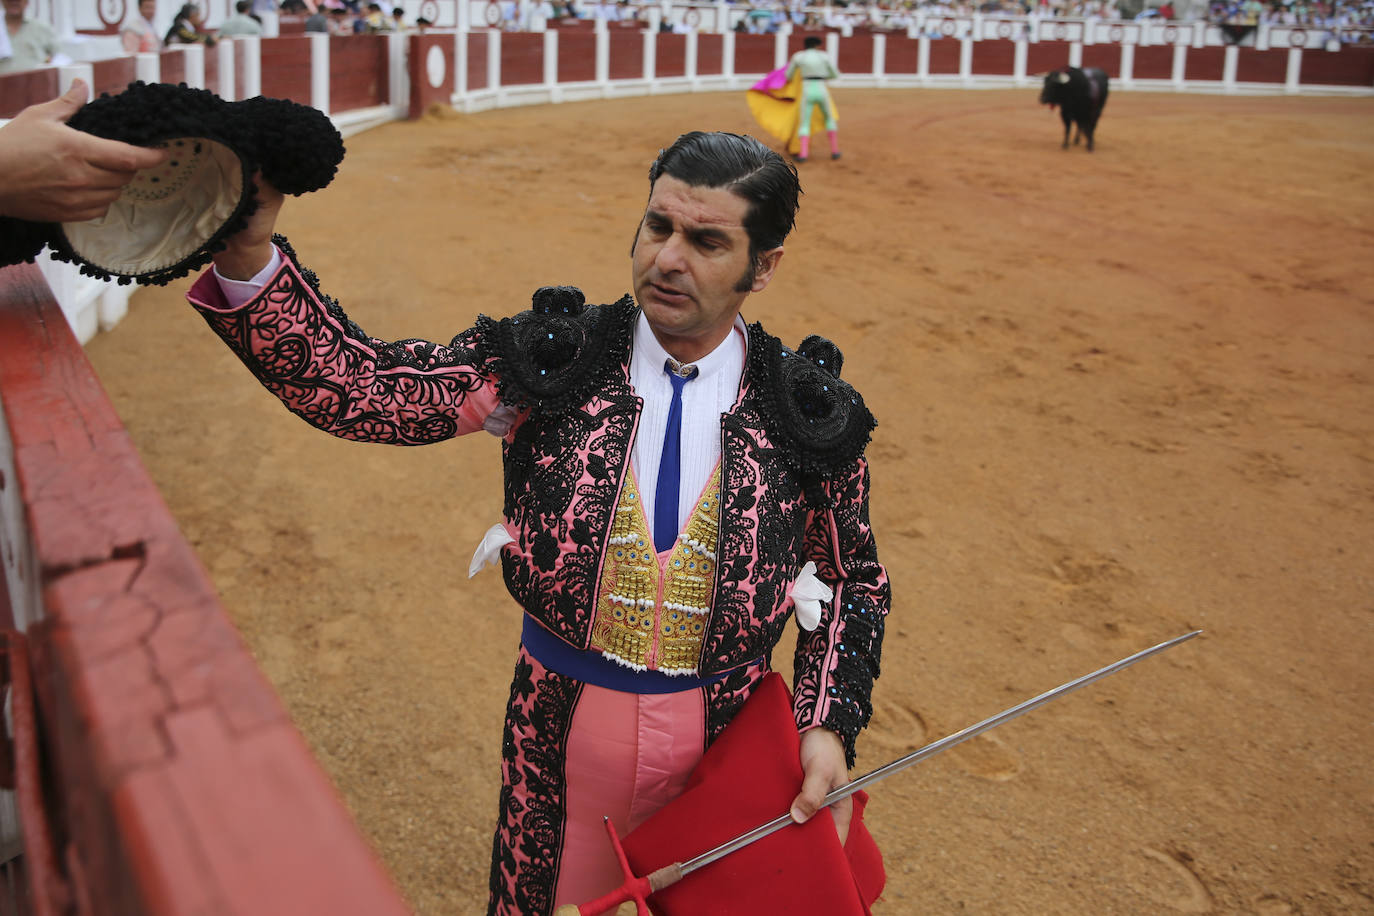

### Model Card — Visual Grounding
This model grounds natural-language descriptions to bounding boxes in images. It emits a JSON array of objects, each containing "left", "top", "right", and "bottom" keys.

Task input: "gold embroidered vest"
[{"left": 590, "top": 466, "right": 721, "bottom": 675}]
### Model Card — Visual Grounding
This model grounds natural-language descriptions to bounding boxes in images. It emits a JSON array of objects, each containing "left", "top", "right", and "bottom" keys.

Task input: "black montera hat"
[{"left": 0, "top": 81, "right": 345, "bottom": 286}]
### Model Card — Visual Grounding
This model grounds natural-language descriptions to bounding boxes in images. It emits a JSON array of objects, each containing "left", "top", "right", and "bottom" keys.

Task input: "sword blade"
[{"left": 679, "top": 629, "right": 1201, "bottom": 876}]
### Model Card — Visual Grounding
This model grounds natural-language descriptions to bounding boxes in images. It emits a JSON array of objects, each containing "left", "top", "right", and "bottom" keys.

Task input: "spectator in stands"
[
  {"left": 219, "top": 0, "right": 264, "bottom": 35},
  {"left": 0, "top": 80, "right": 166, "bottom": 223},
  {"left": 0, "top": 0, "right": 58, "bottom": 74},
  {"left": 362, "top": 1, "right": 387, "bottom": 29},
  {"left": 304, "top": 4, "right": 330, "bottom": 28},
  {"left": 165, "top": 3, "right": 217, "bottom": 45},
  {"left": 120, "top": 0, "right": 162, "bottom": 53},
  {"left": 331, "top": 5, "right": 357, "bottom": 31}
]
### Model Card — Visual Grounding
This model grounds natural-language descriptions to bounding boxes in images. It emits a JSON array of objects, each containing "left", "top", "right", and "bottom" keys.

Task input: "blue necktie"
[{"left": 654, "top": 360, "right": 698, "bottom": 553}]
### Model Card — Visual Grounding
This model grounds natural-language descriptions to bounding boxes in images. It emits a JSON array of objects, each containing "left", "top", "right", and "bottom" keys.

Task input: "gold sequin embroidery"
[{"left": 590, "top": 467, "right": 721, "bottom": 674}]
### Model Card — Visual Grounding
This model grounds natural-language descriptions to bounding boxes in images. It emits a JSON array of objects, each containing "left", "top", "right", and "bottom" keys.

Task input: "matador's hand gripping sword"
[{"left": 555, "top": 630, "right": 1202, "bottom": 916}]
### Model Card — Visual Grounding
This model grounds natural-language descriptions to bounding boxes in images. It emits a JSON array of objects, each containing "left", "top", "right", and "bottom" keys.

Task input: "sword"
[{"left": 556, "top": 629, "right": 1202, "bottom": 916}]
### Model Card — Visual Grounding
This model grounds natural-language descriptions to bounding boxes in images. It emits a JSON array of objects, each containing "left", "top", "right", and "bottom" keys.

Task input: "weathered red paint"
[{"left": 0, "top": 264, "right": 411, "bottom": 915}]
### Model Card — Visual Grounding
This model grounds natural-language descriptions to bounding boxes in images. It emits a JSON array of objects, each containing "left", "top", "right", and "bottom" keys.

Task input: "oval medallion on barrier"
[
  {"left": 1288, "top": 27, "right": 1307, "bottom": 46},
  {"left": 997, "top": 21, "right": 1011, "bottom": 38},
  {"left": 684, "top": 7, "right": 700, "bottom": 26},
  {"left": 426, "top": 44, "right": 447, "bottom": 88},
  {"left": 97, "top": 0, "right": 126, "bottom": 29},
  {"left": 484, "top": 0, "right": 501, "bottom": 26}
]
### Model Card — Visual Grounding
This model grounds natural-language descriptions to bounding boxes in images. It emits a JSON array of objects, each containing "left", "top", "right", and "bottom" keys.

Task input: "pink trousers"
[{"left": 552, "top": 681, "right": 707, "bottom": 908}]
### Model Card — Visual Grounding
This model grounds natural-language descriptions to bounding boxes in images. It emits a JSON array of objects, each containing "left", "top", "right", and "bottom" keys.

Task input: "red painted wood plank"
[
  {"left": 971, "top": 38, "right": 1014, "bottom": 75},
  {"left": 556, "top": 30, "right": 596, "bottom": 83},
  {"left": 1300, "top": 45, "right": 1374, "bottom": 85},
  {"left": 885, "top": 35, "right": 919, "bottom": 75},
  {"left": 607, "top": 30, "right": 642, "bottom": 81},
  {"left": 733, "top": 33, "right": 774, "bottom": 74},
  {"left": 0, "top": 263, "right": 410, "bottom": 914},
  {"left": 1080, "top": 43, "right": 1121, "bottom": 75},
  {"left": 1236, "top": 47, "right": 1287, "bottom": 83},
  {"left": 927, "top": 38, "right": 961, "bottom": 74},
  {"left": 0, "top": 70, "right": 59, "bottom": 118},
  {"left": 656, "top": 33, "right": 686, "bottom": 78},
  {"left": 836, "top": 32, "right": 873, "bottom": 73}
]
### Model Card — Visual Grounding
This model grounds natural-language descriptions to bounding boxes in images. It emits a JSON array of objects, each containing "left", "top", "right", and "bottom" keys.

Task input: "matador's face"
[{"left": 631, "top": 174, "right": 781, "bottom": 363}]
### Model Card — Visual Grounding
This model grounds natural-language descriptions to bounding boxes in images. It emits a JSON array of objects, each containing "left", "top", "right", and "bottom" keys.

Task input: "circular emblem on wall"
[
  {"left": 1288, "top": 27, "right": 1307, "bottom": 46},
  {"left": 483, "top": 0, "right": 501, "bottom": 26},
  {"left": 420, "top": 0, "right": 439, "bottom": 22},
  {"left": 940, "top": 19, "right": 956, "bottom": 35},
  {"left": 1164, "top": 24, "right": 1178, "bottom": 42},
  {"left": 1109, "top": 24, "right": 1123, "bottom": 41},
  {"left": 426, "top": 44, "right": 447, "bottom": 88},
  {"left": 1054, "top": 24, "right": 1067, "bottom": 39},
  {"left": 997, "top": 21, "right": 1011, "bottom": 38},
  {"left": 684, "top": 7, "right": 699, "bottom": 26},
  {"left": 97, "top": 0, "right": 126, "bottom": 28}
]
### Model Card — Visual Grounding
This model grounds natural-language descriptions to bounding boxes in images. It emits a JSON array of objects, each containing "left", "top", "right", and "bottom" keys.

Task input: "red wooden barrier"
[
  {"left": 467, "top": 31, "right": 490, "bottom": 91},
  {"left": 1026, "top": 40, "right": 1073, "bottom": 74},
  {"left": 607, "top": 30, "right": 643, "bottom": 81},
  {"left": 90, "top": 57, "right": 138, "bottom": 99},
  {"left": 0, "top": 70, "right": 58, "bottom": 118},
  {"left": 733, "top": 33, "right": 773, "bottom": 74},
  {"left": 1236, "top": 47, "right": 1288, "bottom": 83},
  {"left": 555, "top": 29, "right": 595, "bottom": 83},
  {"left": 1300, "top": 45, "right": 1374, "bottom": 86},
  {"left": 1080, "top": 43, "right": 1121, "bottom": 75},
  {"left": 697, "top": 32, "right": 723, "bottom": 77},
  {"left": 410, "top": 32, "right": 456, "bottom": 117},
  {"left": 331, "top": 35, "right": 389, "bottom": 112},
  {"left": 1132, "top": 43, "right": 1175, "bottom": 79},
  {"left": 158, "top": 48, "right": 186, "bottom": 85},
  {"left": 1185, "top": 45, "right": 1226, "bottom": 81},
  {"left": 0, "top": 263, "right": 412, "bottom": 915},
  {"left": 836, "top": 31, "right": 874, "bottom": 74},
  {"left": 502, "top": 32, "right": 544, "bottom": 85},
  {"left": 204, "top": 43, "right": 222, "bottom": 97},
  {"left": 927, "top": 37, "right": 961, "bottom": 74},
  {"left": 656, "top": 33, "right": 686, "bottom": 78},
  {"left": 259, "top": 35, "right": 313, "bottom": 105},
  {"left": 886, "top": 35, "right": 919, "bottom": 75},
  {"left": 971, "top": 39, "right": 1016, "bottom": 76}
]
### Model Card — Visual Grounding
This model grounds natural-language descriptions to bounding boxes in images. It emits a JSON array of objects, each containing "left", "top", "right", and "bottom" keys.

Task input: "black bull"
[{"left": 1039, "top": 67, "right": 1110, "bottom": 151}]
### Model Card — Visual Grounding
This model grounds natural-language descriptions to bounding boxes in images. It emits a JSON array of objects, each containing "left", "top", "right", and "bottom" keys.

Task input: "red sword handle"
[{"left": 554, "top": 818, "right": 684, "bottom": 916}]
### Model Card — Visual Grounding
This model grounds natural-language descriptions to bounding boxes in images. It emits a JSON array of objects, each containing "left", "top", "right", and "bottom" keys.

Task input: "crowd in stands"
[
  {"left": 4, "top": 0, "right": 1370, "bottom": 76},
  {"left": 1208, "top": 0, "right": 1373, "bottom": 38}
]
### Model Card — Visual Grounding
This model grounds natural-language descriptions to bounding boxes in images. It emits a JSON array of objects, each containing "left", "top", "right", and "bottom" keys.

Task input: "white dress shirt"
[{"left": 628, "top": 311, "right": 746, "bottom": 540}]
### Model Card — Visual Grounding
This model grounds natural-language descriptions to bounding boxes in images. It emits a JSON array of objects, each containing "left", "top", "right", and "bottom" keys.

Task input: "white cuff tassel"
[
  {"left": 468, "top": 523, "right": 516, "bottom": 578},
  {"left": 789, "top": 561, "right": 833, "bottom": 632}
]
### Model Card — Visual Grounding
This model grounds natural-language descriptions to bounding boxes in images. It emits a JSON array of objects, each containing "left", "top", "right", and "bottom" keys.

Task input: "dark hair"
[
  {"left": 804, "top": 35, "right": 823, "bottom": 48},
  {"left": 235, "top": 0, "right": 251, "bottom": 12},
  {"left": 647, "top": 131, "right": 800, "bottom": 265}
]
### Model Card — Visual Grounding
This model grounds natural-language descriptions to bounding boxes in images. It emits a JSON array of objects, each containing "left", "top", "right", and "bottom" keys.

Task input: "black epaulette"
[
  {"left": 747, "top": 323, "right": 877, "bottom": 493},
  {"left": 475, "top": 286, "right": 636, "bottom": 414}
]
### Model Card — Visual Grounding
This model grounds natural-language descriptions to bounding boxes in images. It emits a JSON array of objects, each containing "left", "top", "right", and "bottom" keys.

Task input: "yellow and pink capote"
[{"left": 746, "top": 66, "right": 840, "bottom": 156}]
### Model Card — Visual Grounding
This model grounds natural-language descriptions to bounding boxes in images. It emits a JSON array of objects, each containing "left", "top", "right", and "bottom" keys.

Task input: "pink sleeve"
[{"left": 187, "top": 243, "right": 506, "bottom": 445}]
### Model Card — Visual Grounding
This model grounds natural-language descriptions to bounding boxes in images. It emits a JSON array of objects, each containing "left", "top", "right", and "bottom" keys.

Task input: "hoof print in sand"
[
  {"left": 1126, "top": 846, "right": 1214, "bottom": 913},
  {"left": 948, "top": 732, "right": 1021, "bottom": 782},
  {"left": 866, "top": 698, "right": 928, "bottom": 753}
]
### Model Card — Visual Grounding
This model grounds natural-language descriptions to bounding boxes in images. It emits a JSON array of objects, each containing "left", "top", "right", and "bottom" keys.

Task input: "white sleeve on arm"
[{"left": 213, "top": 245, "right": 283, "bottom": 309}]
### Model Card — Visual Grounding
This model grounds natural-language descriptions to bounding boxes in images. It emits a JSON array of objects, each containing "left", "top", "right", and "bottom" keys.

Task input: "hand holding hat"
[{"left": 0, "top": 80, "right": 346, "bottom": 286}]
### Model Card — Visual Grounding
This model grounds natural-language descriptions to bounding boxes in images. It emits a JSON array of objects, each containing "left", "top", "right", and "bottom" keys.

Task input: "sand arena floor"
[{"left": 86, "top": 87, "right": 1373, "bottom": 914}]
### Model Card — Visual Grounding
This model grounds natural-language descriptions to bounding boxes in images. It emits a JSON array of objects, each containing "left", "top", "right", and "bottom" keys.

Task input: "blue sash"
[{"left": 521, "top": 615, "right": 728, "bottom": 694}]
